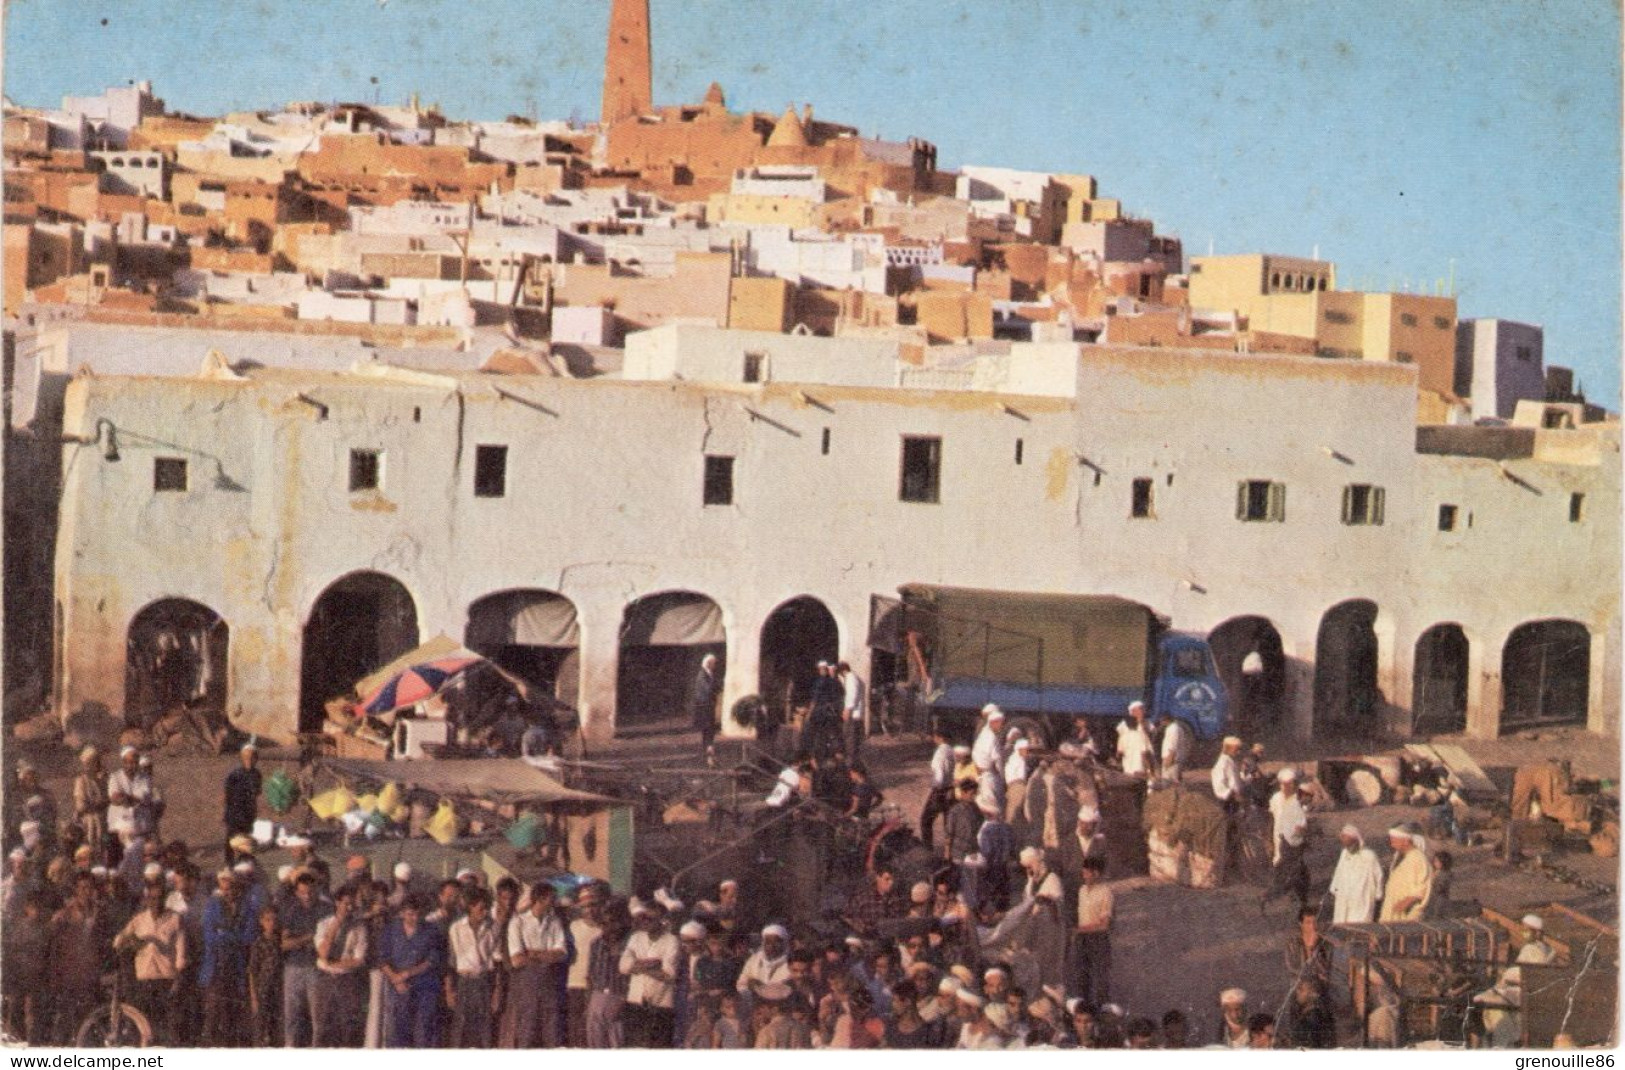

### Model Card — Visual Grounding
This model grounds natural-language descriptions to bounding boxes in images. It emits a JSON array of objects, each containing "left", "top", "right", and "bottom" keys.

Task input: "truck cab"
[{"left": 1153, "top": 632, "right": 1228, "bottom": 740}]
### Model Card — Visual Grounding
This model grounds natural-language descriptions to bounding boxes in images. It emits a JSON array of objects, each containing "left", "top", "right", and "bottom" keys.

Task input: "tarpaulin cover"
[
  {"left": 899, "top": 584, "right": 1154, "bottom": 688},
  {"left": 321, "top": 757, "right": 621, "bottom": 812},
  {"left": 620, "top": 593, "right": 724, "bottom": 646},
  {"left": 467, "top": 591, "right": 580, "bottom": 648}
]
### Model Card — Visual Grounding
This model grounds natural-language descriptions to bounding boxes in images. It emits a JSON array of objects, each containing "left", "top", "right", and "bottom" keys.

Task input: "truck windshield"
[{"left": 1167, "top": 646, "right": 1211, "bottom": 679}]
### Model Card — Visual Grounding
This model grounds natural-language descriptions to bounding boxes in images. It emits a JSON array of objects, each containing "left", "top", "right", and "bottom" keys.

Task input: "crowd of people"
[{"left": 0, "top": 687, "right": 1549, "bottom": 1050}]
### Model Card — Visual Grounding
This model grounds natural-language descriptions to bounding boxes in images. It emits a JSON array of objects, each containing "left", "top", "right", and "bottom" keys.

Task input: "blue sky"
[{"left": 7, "top": 0, "right": 1620, "bottom": 405}]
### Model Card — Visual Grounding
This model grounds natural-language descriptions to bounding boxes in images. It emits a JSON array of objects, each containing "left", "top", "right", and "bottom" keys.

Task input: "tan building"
[{"left": 1189, "top": 254, "right": 1458, "bottom": 401}]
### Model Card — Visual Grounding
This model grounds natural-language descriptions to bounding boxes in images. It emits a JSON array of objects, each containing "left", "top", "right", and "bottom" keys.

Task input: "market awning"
[
  {"left": 620, "top": 592, "right": 724, "bottom": 646},
  {"left": 467, "top": 591, "right": 580, "bottom": 648},
  {"left": 320, "top": 757, "right": 623, "bottom": 812}
]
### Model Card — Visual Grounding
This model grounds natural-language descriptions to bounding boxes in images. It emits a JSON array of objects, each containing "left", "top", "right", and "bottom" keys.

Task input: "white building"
[
  {"left": 46, "top": 329, "right": 1619, "bottom": 745},
  {"left": 1456, "top": 318, "right": 1546, "bottom": 422}
]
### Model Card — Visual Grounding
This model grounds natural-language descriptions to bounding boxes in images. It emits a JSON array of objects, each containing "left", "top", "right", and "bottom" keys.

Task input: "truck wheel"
[{"left": 1008, "top": 716, "right": 1049, "bottom": 750}]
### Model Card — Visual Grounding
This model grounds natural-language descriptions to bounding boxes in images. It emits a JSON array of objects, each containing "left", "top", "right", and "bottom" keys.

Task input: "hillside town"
[{"left": 1, "top": 0, "right": 1618, "bottom": 1053}]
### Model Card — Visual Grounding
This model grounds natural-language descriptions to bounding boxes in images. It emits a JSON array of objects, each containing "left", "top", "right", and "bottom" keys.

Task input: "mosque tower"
[{"left": 601, "top": 0, "right": 653, "bottom": 125}]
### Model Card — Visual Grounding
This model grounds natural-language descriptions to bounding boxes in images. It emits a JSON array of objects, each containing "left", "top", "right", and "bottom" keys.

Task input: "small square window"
[
  {"left": 1341, "top": 483, "right": 1386, "bottom": 526},
  {"left": 703, "top": 455, "right": 734, "bottom": 506},
  {"left": 349, "top": 449, "right": 381, "bottom": 492},
  {"left": 1400, "top": 312, "right": 1418, "bottom": 327},
  {"left": 1394, "top": 351, "right": 1414, "bottom": 364},
  {"left": 1131, "top": 477, "right": 1154, "bottom": 518},
  {"left": 1515, "top": 345, "right": 1535, "bottom": 363},
  {"left": 1438, "top": 504, "right": 1458, "bottom": 532},
  {"left": 474, "top": 445, "right": 507, "bottom": 498},
  {"left": 153, "top": 457, "right": 188, "bottom": 492},
  {"left": 900, "top": 436, "right": 941, "bottom": 504},
  {"left": 1570, "top": 492, "right": 1585, "bottom": 523},
  {"left": 1236, "top": 479, "right": 1285, "bottom": 522},
  {"left": 743, "top": 351, "right": 765, "bottom": 384}
]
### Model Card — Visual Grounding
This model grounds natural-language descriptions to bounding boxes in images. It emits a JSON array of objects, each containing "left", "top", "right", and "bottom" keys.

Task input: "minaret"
[{"left": 601, "top": 0, "right": 653, "bottom": 126}]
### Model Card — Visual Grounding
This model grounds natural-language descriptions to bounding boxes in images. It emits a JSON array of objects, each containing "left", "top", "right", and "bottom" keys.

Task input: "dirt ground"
[{"left": 11, "top": 717, "right": 1617, "bottom": 1044}]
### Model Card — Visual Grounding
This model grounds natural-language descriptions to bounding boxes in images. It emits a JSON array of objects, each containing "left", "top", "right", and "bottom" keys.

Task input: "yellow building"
[{"left": 1189, "top": 254, "right": 1457, "bottom": 400}]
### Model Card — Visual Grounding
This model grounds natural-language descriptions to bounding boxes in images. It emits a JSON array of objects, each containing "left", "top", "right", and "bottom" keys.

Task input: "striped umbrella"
[{"left": 355, "top": 655, "right": 482, "bottom": 717}]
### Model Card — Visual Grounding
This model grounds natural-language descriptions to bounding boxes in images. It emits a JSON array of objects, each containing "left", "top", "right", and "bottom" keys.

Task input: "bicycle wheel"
[{"left": 75, "top": 1002, "right": 153, "bottom": 1048}]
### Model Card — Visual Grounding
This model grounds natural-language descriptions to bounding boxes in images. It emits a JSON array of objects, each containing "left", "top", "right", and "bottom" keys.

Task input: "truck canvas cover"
[{"left": 883, "top": 584, "right": 1155, "bottom": 714}]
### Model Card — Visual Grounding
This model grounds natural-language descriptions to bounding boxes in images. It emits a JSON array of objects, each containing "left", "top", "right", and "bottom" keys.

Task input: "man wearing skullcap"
[
  {"left": 1329, "top": 825, "right": 1384, "bottom": 924},
  {"left": 1217, "top": 987, "right": 1249, "bottom": 1047},
  {"left": 1262, "top": 768, "right": 1310, "bottom": 912},
  {"left": 1379, "top": 826, "right": 1433, "bottom": 921},
  {"left": 1210, "top": 737, "right": 1244, "bottom": 812},
  {"left": 222, "top": 742, "right": 261, "bottom": 867},
  {"left": 73, "top": 746, "right": 109, "bottom": 865},
  {"left": 972, "top": 706, "right": 1008, "bottom": 812},
  {"left": 736, "top": 924, "right": 791, "bottom": 999},
  {"left": 619, "top": 898, "right": 679, "bottom": 1047},
  {"left": 803, "top": 660, "right": 844, "bottom": 762},
  {"left": 1115, "top": 702, "right": 1156, "bottom": 780},
  {"left": 13, "top": 763, "right": 57, "bottom": 854},
  {"left": 1516, "top": 915, "right": 1557, "bottom": 965},
  {"left": 200, "top": 865, "right": 256, "bottom": 1045}
]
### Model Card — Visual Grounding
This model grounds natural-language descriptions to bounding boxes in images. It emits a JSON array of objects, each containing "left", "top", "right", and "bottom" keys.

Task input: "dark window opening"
[
  {"left": 703, "top": 455, "right": 734, "bottom": 506},
  {"left": 743, "top": 351, "right": 764, "bottom": 383},
  {"left": 1131, "top": 477, "right": 1154, "bottom": 518},
  {"left": 1237, "top": 479, "right": 1285, "bottom": 522},
  {"left": 899, "top": 436, "right": 941, "bottom": 504},
  {"left": 474, "top": 444, "right": 508, "bottom": 498},
  {"left": 1341, "top": 483, "right": 1386, "bottom": 526},
  {"left": 821, "top": 427, "right": 831, "bottom": 456},
  {"left": 412, "top": 406, "right": 422, "bottom": 423},
  {"left": 349, "top": 449, "right": 381, "bottom": 492},
  {"left": 1014, "top": 438, "right": 1024, "bottom": 465},
  {"left": 153, "top": 457, "right": 188, "bottom": 492},
  {"left": 1438, "top": 503, "right": 1458, "bottom": 532},
  {"left": 1570, "top": 492, "right": 1585, "bottom": 523}
]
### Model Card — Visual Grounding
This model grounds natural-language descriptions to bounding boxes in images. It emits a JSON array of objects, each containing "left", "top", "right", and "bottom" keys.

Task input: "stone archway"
[
  {"left": 1314, "top": 599, "right": 1380, "bottom": 740},
  {"left": 125, "top": 598, "right": 228, "bottom": 730},
  {"left": 758, "top": 596, "right": 840, "bottom": 727},
  {"left": 1501, "top": 619, "right": 1590, "bottom": 733},
  {"left": 616, "top": 591, "right": 725, "bottom": 735},
  {"left": 465, "top": 589, "right": 581, "bottom": 705},
  {"left": 1412, "top": 624, "right": 1469, "bottom": 735},
  {"left": 299, "top": 572, "right": 419, "bottom": 733},
  {"left": 1206, "top": 615, "right": 1286, "bottom": 739}
]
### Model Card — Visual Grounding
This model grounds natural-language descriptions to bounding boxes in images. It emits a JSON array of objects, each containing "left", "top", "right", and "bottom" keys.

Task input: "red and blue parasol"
[{"left": 355, "top": 655, "right": 483, "bottom": 717}]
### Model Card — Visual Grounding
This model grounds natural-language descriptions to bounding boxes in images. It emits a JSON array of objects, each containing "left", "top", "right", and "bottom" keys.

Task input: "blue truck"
[{"left": 870, "top": 584, "right": 1228, "bottom": 746}]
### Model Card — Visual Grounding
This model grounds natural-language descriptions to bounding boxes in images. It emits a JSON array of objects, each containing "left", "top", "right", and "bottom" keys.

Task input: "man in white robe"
[
  {"left": 1378, "top": 827, "right": 1432, "bottom": 921},
  {"left": 1115, "top": 703, "right": 1155, "bottom": 779},
  {"left": 1327, "top": 825, "right": 1384, "bottom": 924}
]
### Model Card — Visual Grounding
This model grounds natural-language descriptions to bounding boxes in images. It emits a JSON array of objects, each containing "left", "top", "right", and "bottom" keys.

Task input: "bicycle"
[{"left": 74, "top": 956, "right": 154, "bottom": 1048}]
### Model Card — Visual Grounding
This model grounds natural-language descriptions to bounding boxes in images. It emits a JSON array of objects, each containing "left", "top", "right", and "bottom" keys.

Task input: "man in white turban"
[
  {"left": 1378, "top": 826, "right": 1432, "bottom": 921},
  {"left": 1328, "top": 824, "right": 1384, "bottom": 924}
]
